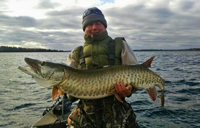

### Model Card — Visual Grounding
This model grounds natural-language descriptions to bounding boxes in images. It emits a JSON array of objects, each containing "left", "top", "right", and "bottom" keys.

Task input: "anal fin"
[{"left": 145, "top": 86, "right": 157, "bottom": 101}]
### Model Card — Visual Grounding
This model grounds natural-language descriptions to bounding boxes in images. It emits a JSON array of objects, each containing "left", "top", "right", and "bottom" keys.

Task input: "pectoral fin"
[
  {"left": 145, "top": 87, "right": 157, "bottom": 101},
  {"left": 52, "top": 86, "right": 58, "bottom": 100},
  {"left": 58, "top": 89, "right": 64, "bottom": 95}
]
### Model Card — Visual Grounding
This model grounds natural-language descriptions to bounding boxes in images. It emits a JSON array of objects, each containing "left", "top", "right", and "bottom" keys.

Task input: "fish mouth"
[
  {"left": 18, "top": 58, "right": 43, "bottom": 79},
  {"left": 18, "top": 58, "right": 56, "bottom": 88},
  {"left": 24, "top": 58, "right": 42, "bottom": 71}
]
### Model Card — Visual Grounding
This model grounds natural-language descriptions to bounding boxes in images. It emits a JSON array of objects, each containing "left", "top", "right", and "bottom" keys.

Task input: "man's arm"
[
  {"left": 66, "top": 51, "right": 78, "bottom": 68},
  {"left": 121, "top": 40, "right": 138, "bottom": 65}
]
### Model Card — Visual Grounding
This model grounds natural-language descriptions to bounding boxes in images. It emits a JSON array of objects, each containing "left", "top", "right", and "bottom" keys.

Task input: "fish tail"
[{"left": 161, "top": 90, "right": 165, "bottom": 107}]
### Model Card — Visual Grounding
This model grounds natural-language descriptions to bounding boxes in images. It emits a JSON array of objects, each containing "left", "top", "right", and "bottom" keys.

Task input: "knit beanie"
[{"left": 82, "top": 7, "right": 107, "bottom": 31}]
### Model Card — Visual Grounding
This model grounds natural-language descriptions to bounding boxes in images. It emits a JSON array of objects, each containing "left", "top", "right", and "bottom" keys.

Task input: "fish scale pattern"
[{"left": 57, "top": 65, "right": 164, "bottom": 99}]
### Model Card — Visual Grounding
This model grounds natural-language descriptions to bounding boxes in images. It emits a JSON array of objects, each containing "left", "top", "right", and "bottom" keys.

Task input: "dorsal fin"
[{"left": 142, "top": 56, "right": 155, "bottom": 67}]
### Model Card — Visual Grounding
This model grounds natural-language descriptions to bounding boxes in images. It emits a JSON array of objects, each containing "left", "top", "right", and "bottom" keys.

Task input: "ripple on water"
[
  {"left": 13, "top": 103, "right": 36, "bottom": 110},
  {"left": 1, "top": 52, "right": 200, "bottom": 128}
]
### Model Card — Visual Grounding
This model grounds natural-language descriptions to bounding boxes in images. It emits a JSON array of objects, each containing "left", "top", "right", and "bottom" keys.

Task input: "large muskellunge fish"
[{"left": 18, "top": 57, "right": 165, "bottom": 106}]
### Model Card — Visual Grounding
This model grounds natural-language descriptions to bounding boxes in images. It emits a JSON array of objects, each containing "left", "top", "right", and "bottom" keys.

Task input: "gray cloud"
[
  {"left": 0, "top": 0, "right": 200, "bottom": 50},
  {"left": 0, "top": 14, "right": 37, "bottom": 28},
  {"left": 35, "top": 0, "right": 60, "bottom": 9},
  {"left": 179, "top": 0, "right": 194, "bottom": 10},
  {"left": 104, "top": 1, "right": 200, "bottom": 49}
]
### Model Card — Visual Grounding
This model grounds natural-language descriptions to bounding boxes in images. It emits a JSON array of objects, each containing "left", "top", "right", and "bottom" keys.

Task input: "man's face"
[{"left": 84, "top": 22, "right": 106, "bottom": 38}]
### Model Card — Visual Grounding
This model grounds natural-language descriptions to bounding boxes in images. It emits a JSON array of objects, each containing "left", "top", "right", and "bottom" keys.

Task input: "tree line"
[
  {"left": 1, "top": 46, "right": 199, "bottom": 52},
  {"left": 0, "top": 46, "right": 69, "bottom": 52}
]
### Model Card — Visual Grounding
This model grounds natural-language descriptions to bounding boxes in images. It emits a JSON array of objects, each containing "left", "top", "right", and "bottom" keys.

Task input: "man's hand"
[
  {"left": 114, "top": 82, "right": 132, "bottom": 98},
  {"left": 110, "top": 82, "right": 137, "bottom": 103}
]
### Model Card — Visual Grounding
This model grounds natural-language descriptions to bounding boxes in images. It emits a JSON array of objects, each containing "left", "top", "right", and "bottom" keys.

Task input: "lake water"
[{"left": 0, "top": 51, "right": 199, "bottom": 128}]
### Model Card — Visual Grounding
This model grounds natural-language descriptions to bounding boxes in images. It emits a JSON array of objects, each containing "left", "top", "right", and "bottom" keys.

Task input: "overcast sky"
[{"left": 0, "top": 0, "right": 200, "bottom": 50}]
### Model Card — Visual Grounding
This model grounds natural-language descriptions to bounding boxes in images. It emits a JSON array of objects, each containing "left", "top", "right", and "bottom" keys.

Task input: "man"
[{"left": 66, "top": 7, "right": 139, "bottom": 128}]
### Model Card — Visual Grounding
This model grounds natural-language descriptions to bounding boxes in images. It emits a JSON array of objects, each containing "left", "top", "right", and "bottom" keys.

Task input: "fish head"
[{"left": 19, "top": 58, "right": 65, "bottom": 88}]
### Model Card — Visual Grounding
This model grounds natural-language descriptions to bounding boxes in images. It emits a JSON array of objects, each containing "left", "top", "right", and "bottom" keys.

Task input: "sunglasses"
[{"left": 83, "top": 8, "right": 103, "bottom": 19}]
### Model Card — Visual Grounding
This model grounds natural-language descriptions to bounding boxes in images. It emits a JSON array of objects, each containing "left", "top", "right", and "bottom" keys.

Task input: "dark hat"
[{"left": 82, "top": 7, "right": 107, "bottom": 31}]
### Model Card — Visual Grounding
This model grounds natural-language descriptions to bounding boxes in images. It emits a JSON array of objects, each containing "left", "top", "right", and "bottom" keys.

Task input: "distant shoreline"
[
  {"left": 0, "top": 46, "right": 71, "bottom": 52},
  {"left": 133, "top": 48, "right": 200, "bottom": 51},
  {"left": 0, "top": 46, "right": 199, "bottom": 52}
]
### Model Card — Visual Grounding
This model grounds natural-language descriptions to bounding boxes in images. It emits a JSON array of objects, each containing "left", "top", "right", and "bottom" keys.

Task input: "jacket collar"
[{"left": 84, "top": 31, "right": 109, "bottom": 42}]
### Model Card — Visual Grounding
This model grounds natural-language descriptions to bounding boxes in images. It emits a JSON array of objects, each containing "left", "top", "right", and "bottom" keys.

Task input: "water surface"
[{"left": 0, "top": 51, "right": 199, "bottom": 128}]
